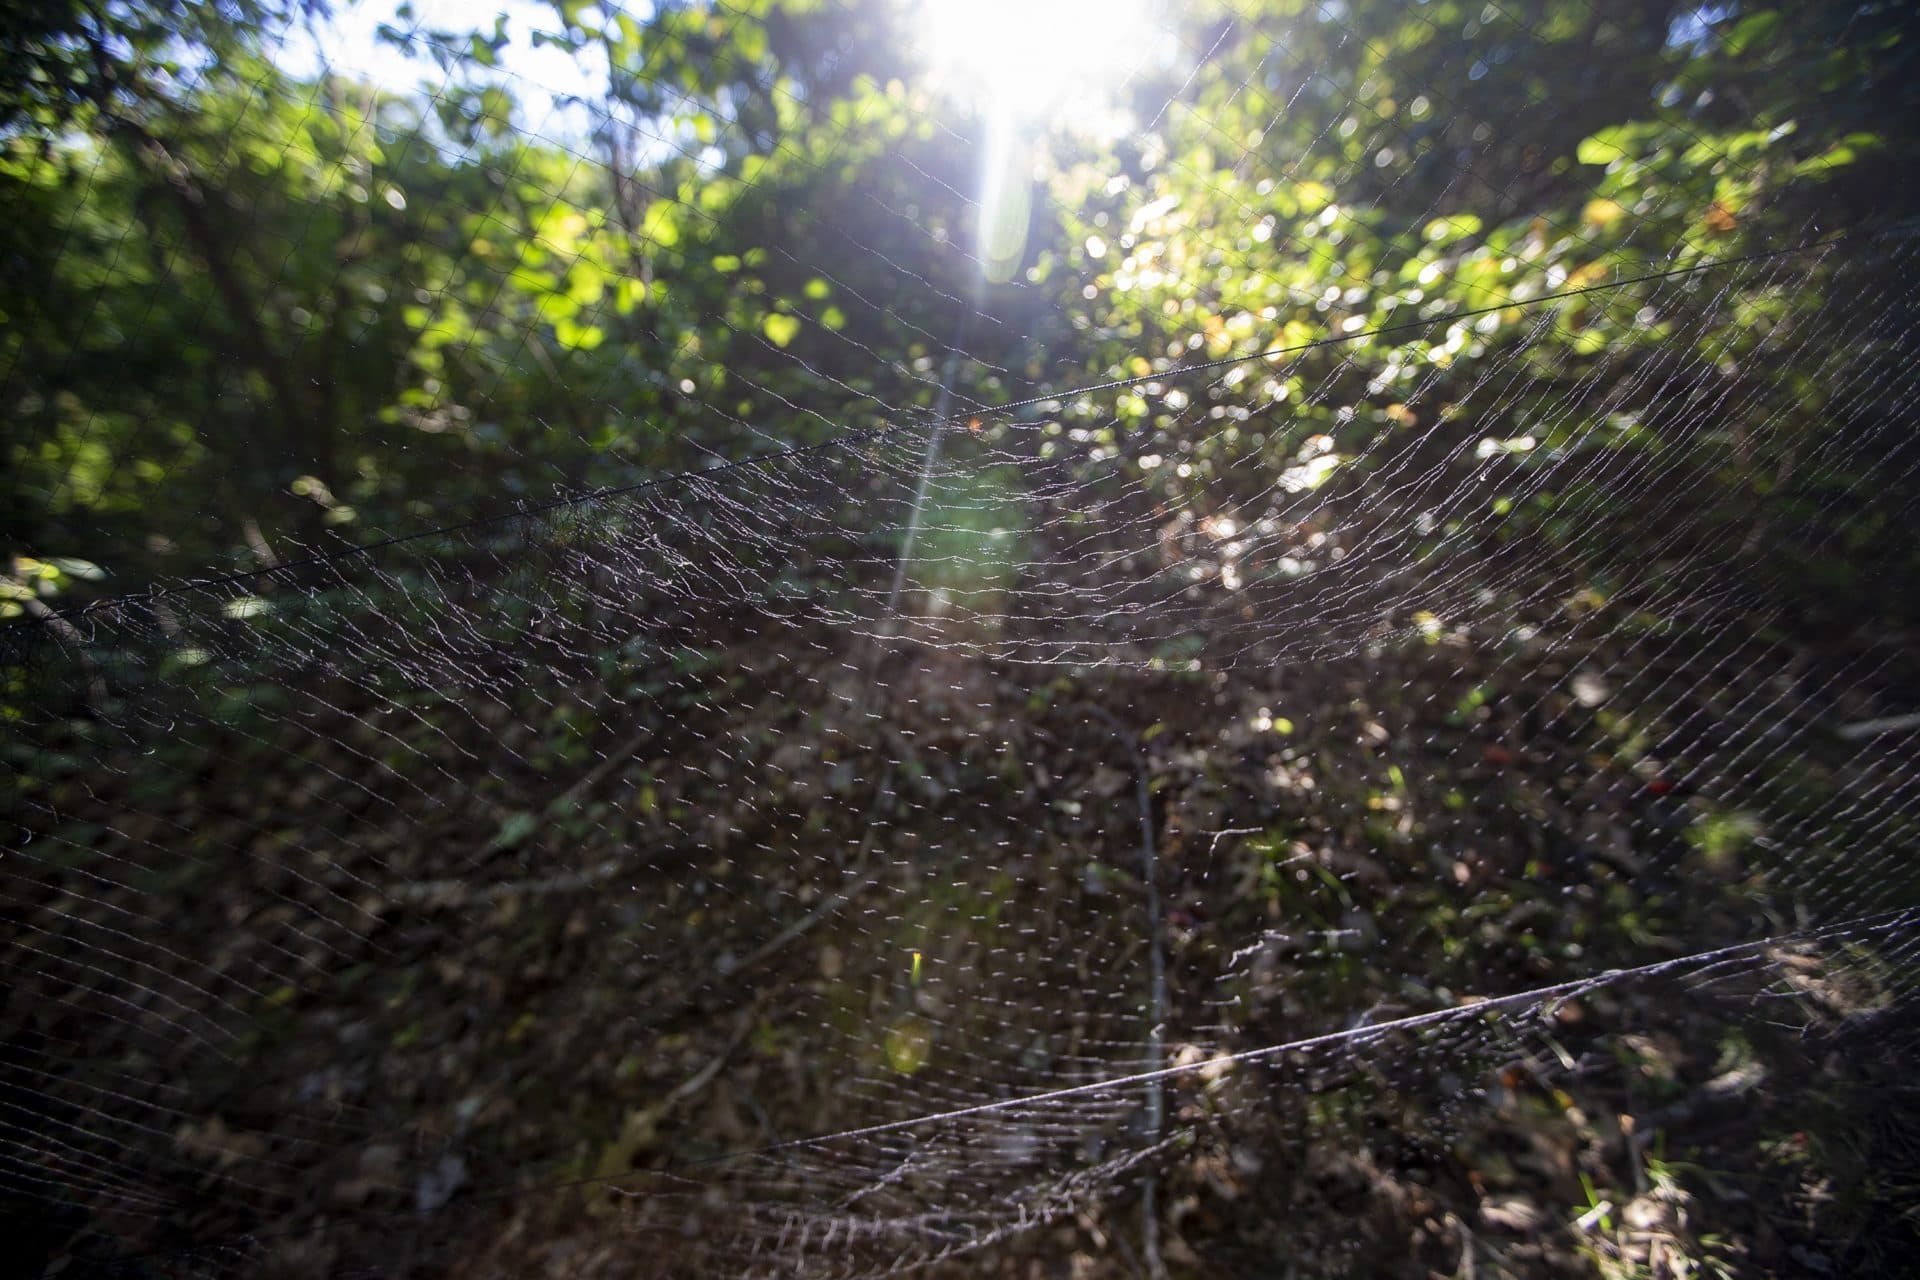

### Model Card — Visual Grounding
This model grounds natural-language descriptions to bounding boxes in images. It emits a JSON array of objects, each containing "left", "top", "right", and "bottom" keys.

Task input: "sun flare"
[
  {"left": 915, "top": 0, "right": 1169, "bottom": 124},
  {"left": 914, "top": 0, "right": 1170, "bottom": 282}
]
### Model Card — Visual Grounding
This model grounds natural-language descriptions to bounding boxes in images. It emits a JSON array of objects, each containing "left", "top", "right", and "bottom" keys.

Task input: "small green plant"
[
  {"left": 1571, "top": 1136, "right": 1738, "bottom": 1280},
  {"left": 1688, "top": 806, "right": 1764, "bottom": 871}
]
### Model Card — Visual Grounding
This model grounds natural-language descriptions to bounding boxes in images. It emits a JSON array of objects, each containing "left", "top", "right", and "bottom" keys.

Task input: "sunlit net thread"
[
  {"left": 11, "top": 235, "right": 1904, "bottom": 794},
  {"left": 5, "top": 6, "right": 1919, "bottom": 1279},
  {"left": 851, "top": 241, "right": 1890, "bottom": 674}
]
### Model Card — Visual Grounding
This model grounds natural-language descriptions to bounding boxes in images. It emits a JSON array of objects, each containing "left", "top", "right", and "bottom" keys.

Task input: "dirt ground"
[{"left": 7, "top": 597, "right": 1918, "bottom": 1279}]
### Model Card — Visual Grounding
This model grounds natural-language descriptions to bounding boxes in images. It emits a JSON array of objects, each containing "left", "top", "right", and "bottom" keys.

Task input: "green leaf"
[
  {"left": 1422, "top": 213, "right": 1482, "bottom": 243},
  {"left": 639, "top": 200, "right": 680, "bottom": 249},
  {"left": 555, "top": 318, "right": 605, "bottom": 351},
  {"left": 47, "top": 557, "right": 103, "bottom": 580},
  {"left": 885, "top": 1014, "right": 932, "bottom": 1074},
  {"left": 489, "top": 811, "right": 540, "bottom": 853},
  {"left": 1723, "top": 10, "right": 1783, "bottom": 56},
  {"left": 1794, "top": 134, "right": 1877, "bottom": 177},
  {"left": 762, "top": 312, "right": 801, "bottom": 348},
  {"left": 1576, "top": 124, "right": 1652, "bottom": 167},
  {"left": 612, "top": 10, "right": 643, "bottom": 59}
]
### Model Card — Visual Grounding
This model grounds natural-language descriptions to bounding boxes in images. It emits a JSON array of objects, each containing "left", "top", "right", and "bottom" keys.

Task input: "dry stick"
[
  {"left": 663, "top": 985, "right": 779, "bottom": 1113},
  {"left": 22, "top": 597, "right": 107, "bottom": 711},
  {"left": 1835, "top": 713, "right": 1920, "bottom": 742},
  {"left": 455, "top": 718, "right": 665, "bottom": 873},
  {"left": 551, "top": 720, "right": 659, "bottom": 812},
  {"left": 715, "top": 807, "right": 890, "bottom": 980},
  {"left": 650, "top": 758, "right": 902, "bottom": 1020},
  {"left": 592, "top": 985, "right": 785, "bottom": 1217}
]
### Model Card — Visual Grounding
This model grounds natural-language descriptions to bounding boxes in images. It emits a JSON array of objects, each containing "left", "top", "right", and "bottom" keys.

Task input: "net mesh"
[{"left": 3, "top": 2, "right": 1918, "bottom": 1277}]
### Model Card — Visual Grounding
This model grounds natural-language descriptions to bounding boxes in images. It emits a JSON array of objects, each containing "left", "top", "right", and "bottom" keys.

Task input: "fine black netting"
[{"left": 4, "top": 2, "right": 1918, "bottom": 1277}]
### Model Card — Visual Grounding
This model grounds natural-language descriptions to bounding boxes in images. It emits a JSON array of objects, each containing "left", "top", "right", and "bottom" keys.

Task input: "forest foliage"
[{"left": 3, "top": 0, "right": 1915, "bottom": 625}]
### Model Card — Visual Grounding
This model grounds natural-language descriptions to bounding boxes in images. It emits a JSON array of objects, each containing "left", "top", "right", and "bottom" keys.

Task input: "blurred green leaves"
[{"left": 0, "top": 0, "right": 1912, "bottom": 620}]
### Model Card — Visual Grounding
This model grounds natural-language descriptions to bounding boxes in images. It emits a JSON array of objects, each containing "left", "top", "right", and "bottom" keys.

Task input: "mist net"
[{"left": 3, "top": 1, "right": 1917, "bottom": 1277}]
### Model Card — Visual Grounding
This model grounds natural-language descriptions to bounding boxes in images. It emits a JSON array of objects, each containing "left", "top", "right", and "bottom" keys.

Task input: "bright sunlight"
[
  {"left": 914, "top": 0, "right": 1170, "bottom": 123},
  {"left": 915, "top": 0, "right": 1171, "bottom": 283}
]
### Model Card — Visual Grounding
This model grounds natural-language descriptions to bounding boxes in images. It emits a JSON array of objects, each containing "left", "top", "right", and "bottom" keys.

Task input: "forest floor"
[{"left": 9, "top": 607, "right": 1918, "bottom": 1280}]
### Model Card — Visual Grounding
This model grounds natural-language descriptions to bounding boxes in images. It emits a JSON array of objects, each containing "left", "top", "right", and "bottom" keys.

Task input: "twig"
[
  {"left": 23, "top": 597, "right": 107, "bottom": 711},
  {"left": 593, "top": 987, "right": 781, "bottom": 1215},
  {"left": 636, "top": 762, "right": 896, "bottom": 1037},
  {"left": 384, "top": 857, "right": 644, "bottom": 908},
  {"left": 664, "top": 989, "right": 773, "bottom": 1110},
  {"left": 717, "top": 859, "right": 876, "bottom": 979},
  {"left": 1835, "top": 712, "right": 1920, "bottom": 741},
  {"left": 550, "top": 720, "right": 657, "bottom": 812}
]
